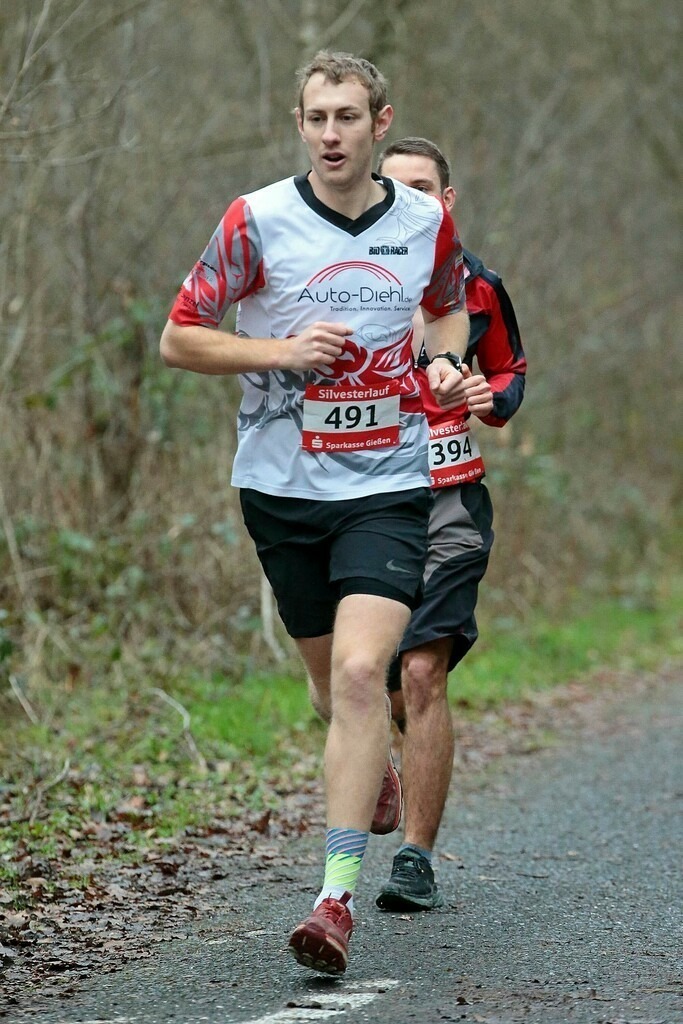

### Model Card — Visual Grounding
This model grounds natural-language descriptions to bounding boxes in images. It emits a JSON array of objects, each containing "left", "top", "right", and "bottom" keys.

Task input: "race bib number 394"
[
  {"left": 301, "top": 381, "right": 400, "bottom": 453},
  {"left": 428, "top": 419, "right": 485, "bottom": 487}
]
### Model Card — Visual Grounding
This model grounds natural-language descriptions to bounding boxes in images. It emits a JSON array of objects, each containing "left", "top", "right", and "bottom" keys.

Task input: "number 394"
[{"left": 430, "top": 434, "right": 472, "bottom": 466}]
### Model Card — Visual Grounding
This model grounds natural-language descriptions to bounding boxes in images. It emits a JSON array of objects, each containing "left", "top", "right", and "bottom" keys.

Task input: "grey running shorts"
[
  {"left": 239, "top": 487, "right": 432, "bottom": 639},
  {"left": 387, "top": 481, "right": 494, "bottom": 688}
]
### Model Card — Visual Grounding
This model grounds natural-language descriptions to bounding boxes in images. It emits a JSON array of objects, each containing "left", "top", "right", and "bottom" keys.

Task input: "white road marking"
[
  {"left": 51, "top": 979, "right": 400, "bottom": 1023},
  {"left": 245, "top": 978, "right": 400, "bottom": 1023}
]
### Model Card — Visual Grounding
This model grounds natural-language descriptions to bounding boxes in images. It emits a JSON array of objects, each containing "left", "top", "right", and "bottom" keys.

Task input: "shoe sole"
[
  {"left": 288, "top": 946, "right": 346, "bottom": 975},
  {"left": 370, "top": 757, "right": 403, "bottom": 835},
  {"left": 288, "top": 933, "right": 348, "bottom": 976},
  {"left": 375, "top": 888, "right": 444, "bottom": 911}
]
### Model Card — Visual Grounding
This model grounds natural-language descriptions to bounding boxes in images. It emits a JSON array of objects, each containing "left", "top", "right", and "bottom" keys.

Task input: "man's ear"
[
  {"left": 373, "top": 104, "right": 394, "bottom": 141},
  {"left": 295, "top": 108, "right": 305, "bottom": 140},
  {"left": 442, "top": 186, "right": 457, "bottom": 212}
]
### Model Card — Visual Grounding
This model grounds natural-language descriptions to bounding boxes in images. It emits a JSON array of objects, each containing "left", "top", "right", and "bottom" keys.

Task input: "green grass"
[
  {"left": 0, "top": 667, "right": 325, "bottom": 868},
  {"left": 1, "top": 590, "right": 681, "bottom": 869},
  {"left": 180, "top": 672, "right": 320, "bottom": 759},
  {"left": 450, "top": 592, "right": 683, "bottom": 709}
]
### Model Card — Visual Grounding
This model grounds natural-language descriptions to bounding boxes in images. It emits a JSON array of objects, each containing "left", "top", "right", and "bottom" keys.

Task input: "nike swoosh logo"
[{"left": 386, "top": 560, "right": 414, "bottom": 575}]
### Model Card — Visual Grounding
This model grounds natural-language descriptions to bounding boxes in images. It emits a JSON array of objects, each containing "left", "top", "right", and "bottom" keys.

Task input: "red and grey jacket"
[{"left": 417, "top": 247, "right": 526, "bottom": 430}]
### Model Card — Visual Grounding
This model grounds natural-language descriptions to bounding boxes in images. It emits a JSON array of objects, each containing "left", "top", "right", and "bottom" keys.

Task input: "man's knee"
[
  {"left": 334, "top": 649, "right": 387, "bottom": 698},
  {"left": 401, "top": 647, "right": 450, "bottom": 715}
]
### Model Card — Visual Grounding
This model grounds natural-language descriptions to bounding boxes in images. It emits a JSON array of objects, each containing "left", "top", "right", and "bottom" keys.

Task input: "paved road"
[{"left": 15, "top": 670, "right": 683, "bottom": 1024}]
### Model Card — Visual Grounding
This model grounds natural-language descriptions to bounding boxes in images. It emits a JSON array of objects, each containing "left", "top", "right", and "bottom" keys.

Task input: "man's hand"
[
  {"left": 280, "top": 321, "right": 352, "bottom": 371},
  {"left": 425, "top": 357, "right": 467, "bottom": 410},
  {"left": 463, "top": 367, "right": 494, "bottom": 419}
]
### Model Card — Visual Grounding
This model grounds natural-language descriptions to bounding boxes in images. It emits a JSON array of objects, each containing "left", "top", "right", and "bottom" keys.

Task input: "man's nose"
[{"left": 322, "top": 118, "right": 341, "bottom": 143}]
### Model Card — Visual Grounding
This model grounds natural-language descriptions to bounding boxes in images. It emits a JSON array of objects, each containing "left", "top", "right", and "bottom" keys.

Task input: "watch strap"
[{"left": 430, "top": 352, "right": 463, "bottom": 371}]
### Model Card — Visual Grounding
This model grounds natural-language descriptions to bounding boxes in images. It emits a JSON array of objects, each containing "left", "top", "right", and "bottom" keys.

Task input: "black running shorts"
[
  {"left": 239, "top": 487, "right": 432, "bottom": 639},
  {"left": 387, "top": 481, "right": 494, "bottom": 689}
]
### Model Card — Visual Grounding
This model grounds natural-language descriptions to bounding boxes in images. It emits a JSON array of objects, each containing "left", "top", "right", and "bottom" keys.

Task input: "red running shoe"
[
  {"left": 288, "top": 892, "right": 353, "bottom": 975},
  {"left": 371, "top": 753, "right": 403, "bottom": 834}
]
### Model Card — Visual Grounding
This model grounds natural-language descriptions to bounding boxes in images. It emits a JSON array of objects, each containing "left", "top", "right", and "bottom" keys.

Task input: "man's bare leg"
[
  {"left": 297, "top": 595, "right": 409, "bottom": 828},
  {"left": 297, "top": 633, "right": 333, "bottom": 722},
  {"left": 321, "top": 594, "right": 409, "bottom": 829},
  {"left": 400, "top": 638, "right": 454, "bottom": 850},
  {"left": 300, "top": 625, "right": 403, "bottom": 836},
  {"left": 291, "top": 593, "right": 409, "bottom": 961},
  {"left": 376, "top": 638, "right": 453, "bottom": 911}
]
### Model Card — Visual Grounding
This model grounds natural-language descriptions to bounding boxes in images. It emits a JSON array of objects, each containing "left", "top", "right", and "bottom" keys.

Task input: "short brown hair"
[
  {"left": 378, "top": 137, "right": 451, "bottom": 192},
  {"left": 295, "top": 50, "right": 389, "bottom": 121}
]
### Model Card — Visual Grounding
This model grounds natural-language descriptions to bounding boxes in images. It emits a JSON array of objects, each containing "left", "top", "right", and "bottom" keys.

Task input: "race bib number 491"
[
  {"left": 428, "top": 419, "right": 485, "bottom": 487},
  {"left": 301, "top": 381, "right": 400, "bottom": 453}
]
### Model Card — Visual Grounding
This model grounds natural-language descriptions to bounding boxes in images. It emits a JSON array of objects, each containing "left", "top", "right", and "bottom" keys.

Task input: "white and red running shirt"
[{"left": 169, "top": 174, "right": 465, "bottom": 500}]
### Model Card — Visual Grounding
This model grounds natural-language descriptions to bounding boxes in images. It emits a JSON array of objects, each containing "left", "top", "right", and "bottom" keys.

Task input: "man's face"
[
  {"left": 297, "top": 73, "right": 392, "bottom": 196},
  {"left": 380, "top": 152, "right": 455, "bottom": 211}
]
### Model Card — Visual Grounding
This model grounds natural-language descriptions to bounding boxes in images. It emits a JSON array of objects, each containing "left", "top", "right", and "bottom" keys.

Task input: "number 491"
[{"left": 324, "top": 404, "right": 378, "bottom": 429}]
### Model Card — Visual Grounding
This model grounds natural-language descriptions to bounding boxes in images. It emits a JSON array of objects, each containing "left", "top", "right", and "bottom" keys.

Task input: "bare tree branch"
[
  {"left": 236, "top": 0, "right": 272, "bottom": 137},
  {"left": 260, "top": 573, "right": 286, "bottom": 663},
  {"left": 64, "top": 0, "right": 157, "bottom": 60},
  {"left": 1, "top": 139, "right": 138, "bottom": 166},
  {"left": 0, "top": 0, "right": 55, "bottom": 122},
  {"left": 8, "top": 674, "right": 40, "bottom": 725},
  {"left": 0, "top": 478, "right": 30, "bottom": 600},
  {"left": 149, "top": 687, "right": 208, "bottom": 773},
  {"left": 0, "top": 0, "right": 94, "bottom": 123},
  {"left": 264, "top": 0, "right": 301, "bottom": 43},
  {"left": 29, "top": 758, "right": 71, "bottom": 824},
  {"left": 321, "top": 0, "right": 372, "bottom": 48},
  {"left": 0, "top": 89, "right": 124, "bottom": 141},
  {"left": 0, "top": 319, "right": 27, "bottom": 388}
]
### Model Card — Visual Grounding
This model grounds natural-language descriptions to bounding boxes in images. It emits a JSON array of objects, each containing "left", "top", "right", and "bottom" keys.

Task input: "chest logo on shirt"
[
  {"left": 297, "top": 262, "right": 412, "bottom": 311},
  {"left": 369, "top": 245, "right": 408, "bottom": 256}
]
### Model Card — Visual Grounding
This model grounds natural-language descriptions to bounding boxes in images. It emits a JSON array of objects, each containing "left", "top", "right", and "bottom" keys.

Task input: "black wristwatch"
[{"left": 430, "top": 352, "right": 463, "bottom": 372}]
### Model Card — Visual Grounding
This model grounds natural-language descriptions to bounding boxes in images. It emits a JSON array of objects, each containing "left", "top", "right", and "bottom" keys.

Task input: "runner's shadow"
[{"left": 304, "top": 975, "right": 343, "bottom": 989}]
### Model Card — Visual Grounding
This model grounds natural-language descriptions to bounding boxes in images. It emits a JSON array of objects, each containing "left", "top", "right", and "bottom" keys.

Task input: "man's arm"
[
  {"left": 421, "top": 308, "right": 469, "bottom": 410},
  {"left": 160, "top": 320, "right": 350, "bottom": 375},
  {"left": 422, "top": 307, "right": 469, "bottom": 360},
  {"left": 418, "top": 199, "right": 470, "bottom": 409},
  {"left": 466, "top": 271, "right": 526, "bottom": 426},
  {"left": 159, "top": 193, "right": 350, "bottom": 376}
]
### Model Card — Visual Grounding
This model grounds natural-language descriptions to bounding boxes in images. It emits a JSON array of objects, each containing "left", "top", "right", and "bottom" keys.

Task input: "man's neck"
[{"left": 307, "top": 172, "right": 386, "bottom": 221}]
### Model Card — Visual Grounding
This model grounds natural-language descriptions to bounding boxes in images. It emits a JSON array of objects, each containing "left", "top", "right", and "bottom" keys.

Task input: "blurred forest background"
[{"left": 1, "top": 0, "right": 681, "bottom": 705}]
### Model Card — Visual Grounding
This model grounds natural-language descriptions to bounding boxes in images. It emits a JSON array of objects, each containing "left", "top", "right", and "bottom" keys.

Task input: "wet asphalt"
[{"left": 10, "top": 668, "right": 683, "bottom": 1024}]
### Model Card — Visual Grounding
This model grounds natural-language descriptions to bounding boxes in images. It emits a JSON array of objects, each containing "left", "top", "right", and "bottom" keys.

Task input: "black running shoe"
[{"left": 375, "top": 849, "right": 444, "bottom": 911}]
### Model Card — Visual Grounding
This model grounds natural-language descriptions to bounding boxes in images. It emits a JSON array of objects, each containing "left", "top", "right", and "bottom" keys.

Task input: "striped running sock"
[{"left": 313, "top": 827, "right": 369, "bottom": 915}]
